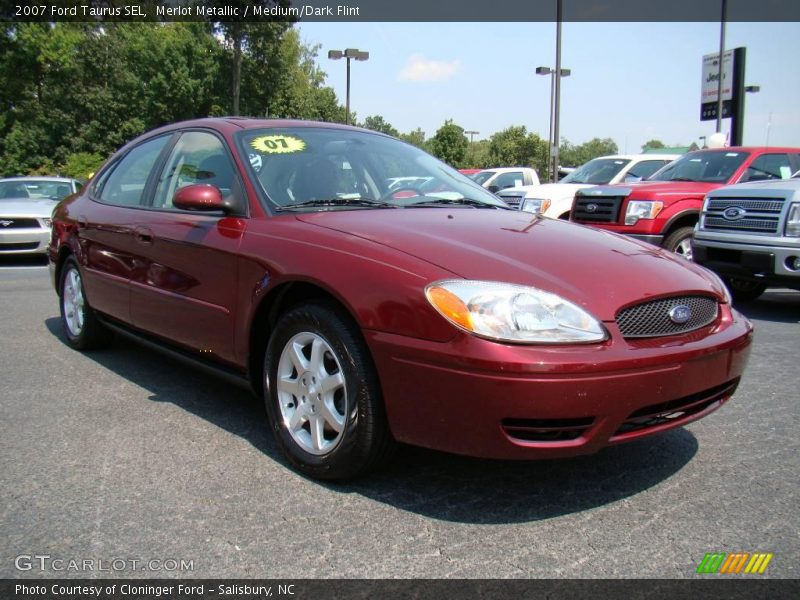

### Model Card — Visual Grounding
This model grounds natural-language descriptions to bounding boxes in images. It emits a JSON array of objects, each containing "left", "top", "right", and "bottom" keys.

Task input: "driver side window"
[{"left": 152, "top": 131, "right": 239, "bottom": 210}]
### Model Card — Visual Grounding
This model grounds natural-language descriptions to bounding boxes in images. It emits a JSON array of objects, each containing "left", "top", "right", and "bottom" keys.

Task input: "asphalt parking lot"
[{"left": 1, "top": 256, "right": 798, "bottom": 579}]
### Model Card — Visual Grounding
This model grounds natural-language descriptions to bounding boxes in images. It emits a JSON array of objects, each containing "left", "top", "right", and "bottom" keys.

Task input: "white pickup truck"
[
  {"left": 471, "top": 167, "right": 539, "bottom": 193},
  {"left": 496, "top": 154, "right": 679, "bottom": 219}
]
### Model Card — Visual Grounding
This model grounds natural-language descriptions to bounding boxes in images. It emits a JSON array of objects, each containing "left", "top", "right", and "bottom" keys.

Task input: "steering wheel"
[{"left": 380, "top": 186, "right": 424, "bottom": 201}]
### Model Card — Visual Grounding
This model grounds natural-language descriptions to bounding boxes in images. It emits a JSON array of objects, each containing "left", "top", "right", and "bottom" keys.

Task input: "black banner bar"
[
  {"left": 3, "top": 579, "right": 800, "bottom": 600},
  {"left": 2, "top": 0, "right": 800, "bottom": 23}
]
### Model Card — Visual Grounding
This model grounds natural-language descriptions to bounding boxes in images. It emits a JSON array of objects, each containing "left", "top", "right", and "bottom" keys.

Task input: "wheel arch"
[
  {"left": 247, "top": 280, "right": 364, "bottom": 397},
  {"left": 662, "top": 210, "right": 699, "bottom": 238}
]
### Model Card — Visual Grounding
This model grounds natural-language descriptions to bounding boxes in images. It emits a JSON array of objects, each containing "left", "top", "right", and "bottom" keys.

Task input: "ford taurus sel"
[{"left": 48, "top": 118, "right": 753, "bottom": 480}]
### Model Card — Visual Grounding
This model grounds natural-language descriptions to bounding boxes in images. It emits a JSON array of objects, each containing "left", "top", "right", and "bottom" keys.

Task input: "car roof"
[
  {"left": 0, "top": 176, "right": 76, "bottom": 182},
  {"left": 589, "top": 154, "right": 682, "bottom": 161},
  {"left": 144, "top": 117, "right": 374, "bottom": 136}
]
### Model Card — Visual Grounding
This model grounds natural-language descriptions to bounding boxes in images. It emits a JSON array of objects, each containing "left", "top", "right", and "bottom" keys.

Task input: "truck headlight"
[
  {"left": 786, "top": 203, "right": 800, "bottom": 237},
  {"left": 625, "top": 200, "right": 663, "bottom": 225},
  {"left": 41, "top": 218, "right": 52, "bottom": 228},
  {"left": 425, "top": 280, "right": 607, "bottom": 344},
  {"left": 520, "top": 198, "right": 551, "bottom": 214}
]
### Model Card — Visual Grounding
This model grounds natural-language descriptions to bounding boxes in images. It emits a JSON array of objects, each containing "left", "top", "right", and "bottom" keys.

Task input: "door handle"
[{"left": 133, "top": 226, "right": 153, "bottom": 245}]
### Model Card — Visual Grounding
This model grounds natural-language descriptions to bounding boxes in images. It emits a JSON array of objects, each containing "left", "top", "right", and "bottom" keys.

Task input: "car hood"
[
  {"left": 501, "top": 183, "right": 593, "bottom": 199},
  {"left": 0, "top": 198, "right": 57, "bottom": 217},
  {"left": 598, "top": 180, "right": 722, "bottom": 198},
  {"left": 296, "top": 209, "right": 725, "bottom": 320}
]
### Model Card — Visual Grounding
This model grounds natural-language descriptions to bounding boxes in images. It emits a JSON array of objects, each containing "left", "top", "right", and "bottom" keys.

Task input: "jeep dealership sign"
[{"left": 700, "top": 50, "right": 733, "bottom": 121}]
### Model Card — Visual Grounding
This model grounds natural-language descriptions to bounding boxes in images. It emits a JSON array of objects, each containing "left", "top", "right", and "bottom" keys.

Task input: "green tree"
[
  {"left": 487, "top": 126, "right": 548, "bottom": 175},
  {"left": 642, "top": 139, "right": 665, "bottom": 152},
  {"left": 463, "top": 139, "right": 491, "bottom": 169},
  {"left": 399, "top": 128, "right": 426, "bottom": 149},
  {"left": 60, "top": 152, "right": 105, "bottom": 180},
  {"left": 362, "top": 115, "right": 399, "bottom": 137},
  {"left": 205, "top": 1, "right": 292, "bottom": 115},
  {"left": 559, "top": 137, "right": 619, "bottom": 167},
  {"left": 428, "top": 120, "right": 468, "bottom": 167}
]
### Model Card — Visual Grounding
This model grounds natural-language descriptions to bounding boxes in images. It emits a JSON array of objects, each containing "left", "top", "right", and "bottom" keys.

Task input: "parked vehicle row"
[
  {"left": 48, "top": 118, "right": 752, "bottom": 481},
  {"left": 569, "top": 147, "right": 800, "bottom": 259},
  {"left": 497, "top": 154, "right": 679, "bottom": 219}
]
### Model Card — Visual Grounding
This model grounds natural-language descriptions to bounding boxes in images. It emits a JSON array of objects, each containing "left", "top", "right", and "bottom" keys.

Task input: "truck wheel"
[
  {"left": 724, "top": 277, "right": 767, "bottom": 302},
  {"left": 664, "top": 226, "right": 695, "bottom": 260}
]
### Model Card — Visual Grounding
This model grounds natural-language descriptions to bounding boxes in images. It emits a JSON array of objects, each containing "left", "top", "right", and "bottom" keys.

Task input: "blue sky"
[{"left": 297, "top": 21, "right": 800, "bottom": 153}]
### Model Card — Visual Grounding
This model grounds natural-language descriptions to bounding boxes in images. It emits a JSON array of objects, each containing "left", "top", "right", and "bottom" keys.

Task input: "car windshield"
[
  {"left": 561, "top": 158, "right": 631, "bottom": 184},
  {"left": 649, "top": 150, "right": 750, "bottom": 183},
  {"left": 237, "top": 128, "right": 506, "bottom": 211},
  {"left": 0, "top": 179, "right": 73, "bottom": 201}
]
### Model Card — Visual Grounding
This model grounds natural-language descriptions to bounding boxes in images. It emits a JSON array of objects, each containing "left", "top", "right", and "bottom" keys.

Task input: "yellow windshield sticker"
[{"left": 250, "top": 135, "right": 306, "bottom": 154}]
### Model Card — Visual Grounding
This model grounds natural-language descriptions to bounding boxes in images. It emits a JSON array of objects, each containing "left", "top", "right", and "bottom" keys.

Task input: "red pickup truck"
[{"left": 570, "top": 147, "right": 800, "bottom": 259}]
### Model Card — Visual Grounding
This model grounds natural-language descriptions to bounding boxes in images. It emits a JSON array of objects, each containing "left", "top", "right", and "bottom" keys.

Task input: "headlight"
[
  {"left": 786, "top": 203, "right": 800, "bottom": 237},
  {"left": 41, "top": 218, "right": 52, "bottom": 228},
  {"left": 425, "top": 280, "right": 607, "bottom": 344},
  {"left": 520, "top": 198, "right": 551, "bottom": 214},
  {"left": 625, "top": 200, "right": 663, "bottom": 225}
]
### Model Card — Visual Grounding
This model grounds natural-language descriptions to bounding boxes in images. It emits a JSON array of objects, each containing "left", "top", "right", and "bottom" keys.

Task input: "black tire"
[
  {"left": 264, "top": 301, "right": 394, "bottom": 480},
  {"left": 58, "top": 256, "right": 113, "bottom": 350},
  {"left": 663, "top": 226, "right": 695, "bottom": 260},
  {"left": 724, "top": 277, "right": 767, "bottom": 302}
]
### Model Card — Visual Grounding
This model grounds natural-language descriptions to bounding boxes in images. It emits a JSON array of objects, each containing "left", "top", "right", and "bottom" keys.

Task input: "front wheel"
[
  {"left": 724, "top": 277, "right": 767, "bottom": 302},
  {"left": 264, "top": 301, "right": 394, "bottom": 480},
  {"left": 663, "top": 226, "right": 695, "bottom": 260},
  {"left": 59, "top": 256, "right": 113, "bottom": 350}
]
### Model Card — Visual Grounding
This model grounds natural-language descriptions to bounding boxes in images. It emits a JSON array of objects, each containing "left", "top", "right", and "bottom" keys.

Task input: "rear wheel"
[
  {"left": 264, "top": 301, "right": 394, "bottom": 480},
  {"left": 59, "top": 256, "right": 113, "bottom": 350},
  {"left": 724, "top": 277, "right": 767, "bottom": 302},
  {"left": 664, "top": 226, "right": 695, "bottom": 260}
]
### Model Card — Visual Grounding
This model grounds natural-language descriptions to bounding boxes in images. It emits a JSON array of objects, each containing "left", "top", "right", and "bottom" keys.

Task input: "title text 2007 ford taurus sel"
[{"left": 49, "top": 119, "right": 753, "bottom": 480}]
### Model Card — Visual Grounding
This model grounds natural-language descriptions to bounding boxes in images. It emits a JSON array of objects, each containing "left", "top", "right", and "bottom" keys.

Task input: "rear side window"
[
  {"left": 628, "top": 160, "right": 669, "bottom": 180},
  {"left": 740, "top": 153, "right": 792, "bottom": 182},
  {"left": 96, "top": 136, "right": 170, "bottom": 207},
  {"left": 492, "top": 171, "right": 523, "bottom": 189}
]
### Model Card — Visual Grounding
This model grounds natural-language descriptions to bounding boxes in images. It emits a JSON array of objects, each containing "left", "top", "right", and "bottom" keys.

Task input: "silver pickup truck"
[{"left": 692, "top": 177, "right": 800, "bottom": 300}]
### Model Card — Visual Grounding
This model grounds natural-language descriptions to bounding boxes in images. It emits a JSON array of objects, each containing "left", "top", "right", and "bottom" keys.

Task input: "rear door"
[
  {"left": 128, "top": 129, "right": 246, "bottom": 365},
  {"left": 79, "top": 134, "right": 173, "bottom": 322}
]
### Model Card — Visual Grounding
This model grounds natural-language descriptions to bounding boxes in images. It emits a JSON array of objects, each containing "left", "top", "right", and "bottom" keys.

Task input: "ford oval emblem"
[
  {"left": 722, "top": 206, "right": 746, "bottom": 221},
  {"left": 669, "top": 305, "right": 692, "bottom": 324},
  {"left": 585, "top": 203, "right": 598, "bottom": 213}
]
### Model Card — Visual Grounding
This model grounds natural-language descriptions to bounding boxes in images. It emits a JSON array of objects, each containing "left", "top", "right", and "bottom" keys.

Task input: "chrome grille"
[
  {"left": 701, "top": 196, "right": 784, "bottom": 234},
  {"left": 497, "top": 192, "right": 524, "bottom": 209},
  {"left": 707, "top": 198, "right": 784, "bottom": 213},
  {"left": 616, "top": 295, "right": 719, "bottom": 338},
  {"left": 703, "top": 216, "right": 780, "bottom": 233},
  {"left": 572, "top": 196, "right": 624, "bottom": 223},
  {"left": 0, "top": 217, "right": 40, "bottom": 229}
]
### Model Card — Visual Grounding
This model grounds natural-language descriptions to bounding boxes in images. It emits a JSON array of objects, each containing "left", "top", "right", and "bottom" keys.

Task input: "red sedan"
[{"left": 49, "top": 119, "right": 753, "bottom": 480}]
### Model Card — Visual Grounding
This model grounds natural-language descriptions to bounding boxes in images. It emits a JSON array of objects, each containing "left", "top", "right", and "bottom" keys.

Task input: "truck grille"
[
  {"left": 701, "top": 197, "right": 784, "bottom": 234},
  {"left": 497, "top": 192, "right": 524, "bottom": 209},
  {"left": 616, "top": 295, "right": 719, "bottom": 338},
  {"left": 0, "top": 217, "right": 40, "bottom": 229},
  {"left": 572, "top": 196, "right": 623, "bottom": 223}
]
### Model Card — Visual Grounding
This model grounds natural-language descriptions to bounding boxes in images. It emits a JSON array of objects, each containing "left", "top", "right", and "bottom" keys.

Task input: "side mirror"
[
  {"left": 487, "top": 184, "right": 500, "bottom": 193},
  {"left": 173, "top": 184, "right": 226, "bottom": 212}
]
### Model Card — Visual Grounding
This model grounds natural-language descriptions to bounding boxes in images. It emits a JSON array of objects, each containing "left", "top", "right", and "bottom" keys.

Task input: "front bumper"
[
  {"left": 366, "top": 305, "right": 752, "bottom": 460},
  {"left": 0, "top": 227, "right": 50, "bottom": 255},
  {"left": 693, "top": 237, "right": 800, "bottom": 288}
]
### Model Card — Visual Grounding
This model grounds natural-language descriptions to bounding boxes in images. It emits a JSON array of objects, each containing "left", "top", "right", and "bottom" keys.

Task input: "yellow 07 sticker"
[{"left": 250, "top": 135, "right": 306, "bottom": 154}]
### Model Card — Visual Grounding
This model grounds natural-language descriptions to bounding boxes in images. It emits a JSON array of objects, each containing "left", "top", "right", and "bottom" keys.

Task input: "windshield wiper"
[
  {"left": 405, "top": 197, "right": 506, "bottom": 209},
  {"left": 276, "top": 197, "right": 396, "bottom": 211},
  {"left": 666, "top": 177, "right": 699, "bottom": 182}
]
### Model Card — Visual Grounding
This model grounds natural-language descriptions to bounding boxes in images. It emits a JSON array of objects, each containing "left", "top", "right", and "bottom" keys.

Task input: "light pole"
[
  {"left": 536, "top": 66, "right": 571, "bottom": 183},
  {"left": 328, "top": 48, "right": 369, "bottom": 126}
]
